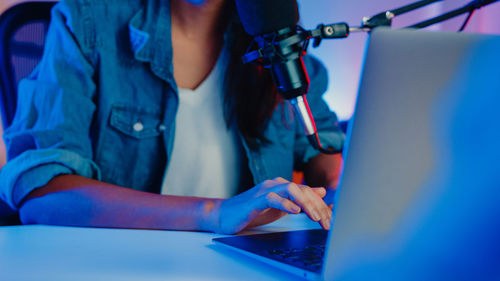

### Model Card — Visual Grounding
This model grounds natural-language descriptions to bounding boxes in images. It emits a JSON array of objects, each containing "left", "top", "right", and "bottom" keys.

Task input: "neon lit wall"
[{"left": 298, "top": 0, "right": 500, "bottom": 120}]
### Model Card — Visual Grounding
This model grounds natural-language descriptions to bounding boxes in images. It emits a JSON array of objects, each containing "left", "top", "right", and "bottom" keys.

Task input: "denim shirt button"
[
  {"left": 133, "top": 121, "right": 144, "bottom": 132},
  {"left": 158, "top": 124, "right": 167, "bottom": 132}
]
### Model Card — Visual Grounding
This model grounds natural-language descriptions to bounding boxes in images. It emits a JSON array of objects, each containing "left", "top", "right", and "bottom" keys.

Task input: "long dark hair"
[{"left": 223, "top": 13, "right": 282, "bottom": 148}]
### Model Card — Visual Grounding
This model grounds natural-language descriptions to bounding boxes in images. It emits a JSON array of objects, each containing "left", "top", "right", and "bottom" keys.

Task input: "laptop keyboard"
[{"left": 267, "top": 244, "right": 325, "bottom": 272}]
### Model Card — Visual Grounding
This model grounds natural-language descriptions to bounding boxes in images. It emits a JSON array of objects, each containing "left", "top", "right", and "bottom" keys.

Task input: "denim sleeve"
[
  {"left": 0, "top": 2, "right": 101, "bottom": 210},
  {"left": 293, "top": 55, "right": 345, "bottom": 169}
]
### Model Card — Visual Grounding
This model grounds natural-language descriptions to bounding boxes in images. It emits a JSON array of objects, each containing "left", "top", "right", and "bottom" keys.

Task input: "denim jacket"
[{"left": 0, "top": 0, "right": 344, "bottom": 210}]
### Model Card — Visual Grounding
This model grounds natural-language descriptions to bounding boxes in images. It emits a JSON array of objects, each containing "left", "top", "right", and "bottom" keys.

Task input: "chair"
[
  {"left": 0, "top": 1, "right": 56, "bottom": 129},
  {"left": 0, "top": 1, "right": 56, "bottom": 225}
]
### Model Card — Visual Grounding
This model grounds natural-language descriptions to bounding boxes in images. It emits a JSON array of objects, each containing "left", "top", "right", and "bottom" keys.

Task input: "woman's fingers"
[
  {"left": 272, "top": 177, "right": 290, "bottom": 183},
  {"left": 299, "top": 186, "right": 331, "bottom": 230},
  {"left": 303, "top": 187, "right": 331, "bottom": 228},
  {"left": 264, "top": 192, "right": 302, "bottom": 214},
  {"left": 255, "top": 179, "right": 331, "bottom": 230},
  {"left": 275, "top": 182, "right": 331, "bottom": 230},
  {"left": 311, "top": 187, "right": 327, "bottom": 198},
  {"left": 218, "top": 179, "right": 332, "bottom": 234}
]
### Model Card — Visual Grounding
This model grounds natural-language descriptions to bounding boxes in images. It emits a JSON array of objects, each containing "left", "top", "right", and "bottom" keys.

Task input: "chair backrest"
[
  {"left": 0, "top": 1, "right": 56, "bottom": 224},
  {"left": 0, "top": 1, "right": 56, "bottom": 129}
]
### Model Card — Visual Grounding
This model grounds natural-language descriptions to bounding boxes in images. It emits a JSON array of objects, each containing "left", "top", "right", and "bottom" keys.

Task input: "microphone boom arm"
[
  {"left": 361, "top": 0, "right": 500, "bottom": 30},
  {"left": 408, "top": 0, "right": 500, "bottom": 29},
  {"left": 362, "top": 0, "right": 443, "bottom": 29}
]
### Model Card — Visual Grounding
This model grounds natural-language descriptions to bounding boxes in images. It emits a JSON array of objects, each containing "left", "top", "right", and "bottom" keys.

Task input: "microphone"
[
  {"left": 235, "top": 0, "right": 340, "bottom": 154},
  {"left": 235, "top": 0, "right": 308, "bottom": 99}
]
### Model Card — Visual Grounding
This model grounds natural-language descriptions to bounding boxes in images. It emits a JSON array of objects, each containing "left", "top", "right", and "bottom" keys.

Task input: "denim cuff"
[{"left": 0, "top": 149, "right": 101, "bottom": 210}]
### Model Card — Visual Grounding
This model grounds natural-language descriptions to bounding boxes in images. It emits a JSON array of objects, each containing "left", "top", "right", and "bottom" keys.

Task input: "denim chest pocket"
[
  {"left": 109, "top": 104, "right": 164, "bottom": 139},
  {"left": 96, "top": 104, "right": 166, "bottom": 193}
]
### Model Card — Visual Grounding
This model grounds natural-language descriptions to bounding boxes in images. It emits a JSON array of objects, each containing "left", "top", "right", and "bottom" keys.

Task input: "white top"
[{"left": 161, "top": 48, "right": 243, "bottom": 198}]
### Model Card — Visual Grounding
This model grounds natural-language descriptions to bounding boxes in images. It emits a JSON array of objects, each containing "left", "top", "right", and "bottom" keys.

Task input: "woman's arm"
[
  {"left": 19, "top": 175, "right": 332, "bottom": 234},
  {"left": 19, "top": 175, "right": 219, "bottom": 232},
  {"left": 304, "top": 153, "right": 343, "bottom": 189}
]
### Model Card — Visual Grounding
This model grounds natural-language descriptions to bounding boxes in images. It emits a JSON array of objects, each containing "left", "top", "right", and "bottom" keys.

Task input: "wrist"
[{"left": 199, "top": 198, "right": 223, "bottom": 233}]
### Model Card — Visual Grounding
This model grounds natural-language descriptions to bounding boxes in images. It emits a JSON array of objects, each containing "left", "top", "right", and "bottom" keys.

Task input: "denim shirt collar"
[{"left": 128, "top": 0, "right": 176, "bottom": 89}]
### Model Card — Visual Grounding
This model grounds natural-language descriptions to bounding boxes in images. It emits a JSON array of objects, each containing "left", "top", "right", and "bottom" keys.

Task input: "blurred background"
[
  {"left": 1, "top": 0, "right": 500, "bottom": 168},
  {"left": 298, "top": 0, "right": 500, "bottom": 120}
]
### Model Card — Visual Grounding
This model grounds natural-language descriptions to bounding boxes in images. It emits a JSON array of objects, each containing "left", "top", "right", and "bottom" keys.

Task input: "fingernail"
[
  {"left": 292, "top": 206, "right": 301, "bottom": 213},
  {"left": 313, "top": 211, "right": 321, "bottom": 221}
]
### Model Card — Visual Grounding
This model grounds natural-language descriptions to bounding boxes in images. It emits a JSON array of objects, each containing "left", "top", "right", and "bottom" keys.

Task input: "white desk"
[{"left": 0, "top": 214, "right": 320, "bottom": 281}]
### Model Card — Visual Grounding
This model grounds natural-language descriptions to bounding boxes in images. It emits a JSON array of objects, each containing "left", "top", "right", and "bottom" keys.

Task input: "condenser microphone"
[
  {"left": 235, "top": 0, "right": 309, "bottom": 99},
  {"left": 235, "top": 0, "right": 339, "bottom": 154}
]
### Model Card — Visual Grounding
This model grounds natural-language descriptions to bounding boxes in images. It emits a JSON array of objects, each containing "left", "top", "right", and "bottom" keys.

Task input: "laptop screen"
[{"left": 324, "top": 28, "right": 500, "bottom": 281}]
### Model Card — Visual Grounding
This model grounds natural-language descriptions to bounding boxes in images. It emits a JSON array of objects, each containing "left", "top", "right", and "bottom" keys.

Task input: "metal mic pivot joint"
[{"left": 312, "top": 23, "right": 350, "bottom": 48}]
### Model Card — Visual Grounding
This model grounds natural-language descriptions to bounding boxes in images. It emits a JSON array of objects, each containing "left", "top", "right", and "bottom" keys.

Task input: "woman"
[{"left": 0, "top": 0, "right": 344, "bottom": 234}]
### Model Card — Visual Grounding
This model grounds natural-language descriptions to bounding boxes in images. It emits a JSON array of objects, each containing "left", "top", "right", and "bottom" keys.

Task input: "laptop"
[{"left": 213, "top": 28, "right": 500, "bottom": 280}]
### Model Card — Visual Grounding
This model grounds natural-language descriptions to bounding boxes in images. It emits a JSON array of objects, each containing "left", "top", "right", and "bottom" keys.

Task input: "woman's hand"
[{"left": 208, "top": 177, "right": 332, "bottom": 234}]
